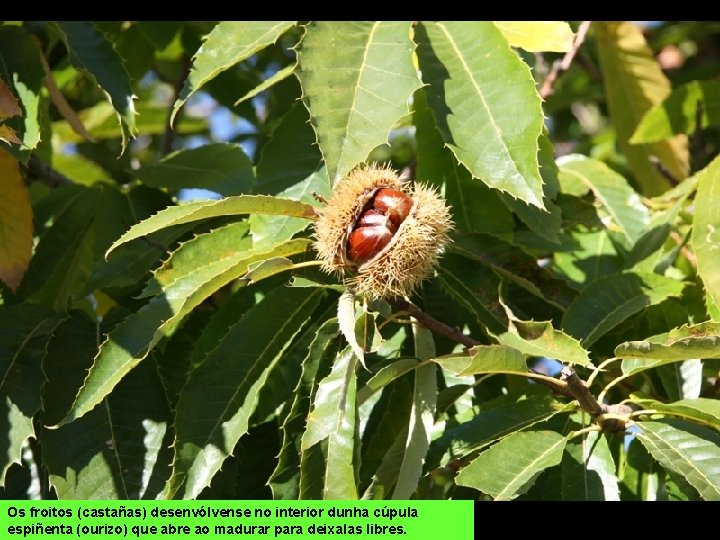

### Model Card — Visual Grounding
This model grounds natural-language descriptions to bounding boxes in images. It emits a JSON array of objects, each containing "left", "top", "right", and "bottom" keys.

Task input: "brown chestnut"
[
  {"left": 356, "top": 209, "right": 395, "bottom": 232},
  {"left": 373, "top": 188, "right": 413, "bottom": 229},
  {"left": 347, "top": 225, "right": 393, "bottom": 265}
]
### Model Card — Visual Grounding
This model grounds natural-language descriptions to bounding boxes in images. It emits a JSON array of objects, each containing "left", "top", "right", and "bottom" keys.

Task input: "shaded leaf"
[
  {"left": 456, "top": 430, "right": 568, "bottom": 500},
  {"left": 61, "top": 237, "right": 313, "bottom": 425},
  {"left": 561, "top": 431, "right": 620, "bottom": 500},
  {"left": 300, "top": 347, "right": 358, "bottom": 499},
  {"left": 271, "top": 319, "right": 341, "bottom": 499},
  {"left": 428, "top": 390, "right": 568, "bottom": 463},
  {"left": 42, "top": 316, "right": 171, "bottom": 499},
  {"left": 169, "top": 287, "right": 324, "bottom": 499},
  {"left": 495, "top": 21, "right": 574, "bottom": 52},
  {"left": 561, "top": 271, "right": 686, "bottom": 346},
  {"left": 635, "top": 419, "right": 720, "bottom": 500},
  {"left": 0, "top": 149, "right": 32, "bottom": 291},
  {"left": 134, "top": 143, "right": 254, "bottom": 196},
  {"left": 298, "top": 21, "right": 422, "bottom": 182},
  {"left": 0, "top": 304, "right": 61, "bottom": 486},
  {"left": 595, "top": 21, "right": 688, "bottom": 195},
  {"left": 416, "top": 21, "right": 545, "bottom": 208},
  {"left": 558, "top": 154, "right": 649, "bottom": 246},
  {"left": 632, "top": 80, "right": 720, "bottom": 143},
  {"left": 54, "top": 22, "right": 137, "bottom": 152},
  {"left": 691, "top": 154, "right": 720, "bottom": 311},
  {"left": 234, "top": 63, "right": 296, "bottom": 106},
  {"left": 106, "top": 195, "right": 316, "bottom": 256},
  {"left": 357, "top": 358, "right": 421, "bottom": 405},
  {"left": 173, "top": 21, "right": 296, "bottom": 122},
  {"left": 393, "top": 326, "right": 436, "bottom": 499},
  {"left": 449, "top": 233, "right": 576, "bottom": 311}
]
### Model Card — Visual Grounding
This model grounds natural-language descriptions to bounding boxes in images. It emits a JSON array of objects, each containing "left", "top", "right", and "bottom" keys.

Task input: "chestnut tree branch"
[
  {"left": 540, "top": 21, "right": 592, "bottom": 99},
  {"left": 390, "top": 297, "right": 610, "bottom": 419}
]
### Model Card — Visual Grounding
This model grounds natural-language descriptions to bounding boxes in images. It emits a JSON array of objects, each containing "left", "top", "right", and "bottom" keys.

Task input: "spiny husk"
[{"left": 313, "top": 164, "right": 453, "bottom": 299}]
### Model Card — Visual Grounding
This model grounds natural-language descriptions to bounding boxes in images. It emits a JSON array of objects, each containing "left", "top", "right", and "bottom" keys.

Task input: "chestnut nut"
[{"left": 346, "top": 187, "right": 413, "bottom": 264}]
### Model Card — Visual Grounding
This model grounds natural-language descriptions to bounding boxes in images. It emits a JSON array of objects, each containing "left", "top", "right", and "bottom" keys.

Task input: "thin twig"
[
  {"left": 539, "top": 21, "right": 592, "bottom": 99},
  {"left": 389, "top": 298, "right": 609, "bottom": 417},
  {"left": 24, "top": 154, "right": 73, "bottom": 187},
  {"left": 649, "top": 155, "right": 681, "bottom": 186},
  {"left": 160, "top": 55, "right": 192, "bottom": 157},
  {"left": 669, "top": 230, "right": 697, "bottom": 268},
  {"left": 390, "top": 298, "right": 480, "bottom": 349}
]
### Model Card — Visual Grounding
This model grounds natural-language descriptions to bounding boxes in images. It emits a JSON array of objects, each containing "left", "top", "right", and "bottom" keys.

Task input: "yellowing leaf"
[
  {"left": 495, "top": 21, "right": 575, "bottom": 52},
  {"left": 0, "top": 148, "right": 33, "bottom": 291},
  {"left": 596, "top": 22, "right": 688, "bottom": 196},
  {"left": 0, "top": 79, "right": 21, "bottom": 120},
  {"left": 0, "top": 124, "right": 22, "bottom": 145}
]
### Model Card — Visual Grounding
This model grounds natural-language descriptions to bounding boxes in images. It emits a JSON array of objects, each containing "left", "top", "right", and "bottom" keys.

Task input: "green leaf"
[
  {"left": 393, "top": 326, "right": 437, "bottom": 499},
  {"left": 495, "top": 21, "right": 575, "bottom": 52},
  {"left": 297, "top": 21, "right": 422, "bottom": 182},
  {"left": 635, "top": 419, "right": 720, "bottom": 501},
  {"left": 632, "top": 80, "right": 720, "bottom": 143},
  {"left": 54, "top": 22, "right": 137, "bottom": 153},
  {"left": 270, "top": 319, "right": 341, "bottom": 500},
  {"left": 435, "top": 345, "right": 529, "bottom": 377},
  {"left": 42, "top": 318, "right": 172, "bottom": 499},
  {"left": 357, "top": 358, "right": 421, "bottom": 405},
  {"left": 414, "top": 87, "right": 515, "bottom": 237},
  {"left": 172, "top": 21, "right": 296, "bottom": 122},
  {"left": 595, "top": 21, "right": 688, "bottom": 195},
  {"left": 558, "top": 155, "right": 650, "bottom": 246},
  {"left": 496, "top": 317, "right": 592, "bottom": 367},
  {"left": 619, "top": 439, "right": 663, "bottom": 501},
  {"left": 139, "top": 221, "right": 250, "bottom": 299},
  {"left": 0, "top": 26, "right": 44, "bottom": 158},
  {"left": 449, "top": 233, "right": 577, "bottom": 311},
  {"left": 60, "top": 237, "right": 313, "bottom": 425},
  {"left": 429, "top": 391, "right": 568, "bottom": 462},
  {"left": 133, "top": 143, "right": 254, "bottom": 196},
  {"left": 416, "top": 21, "right": 545, "bottom": 208},
  {"left": 552, "top": 227, "right": 621, "bottom": 287},
  {"left": 561, "top": 271, "right": 686, "bottom": 346},
  {"left": 631, "top": 397, "right": 720, "bottom": 429},
  {"left": 337, "top": 290, "right": 365, "bottom": 366},
  {"left": 0, "top": 304, "right": 62, "bottom": 486},
  {"left": 560, "top": 431, "right": 620, "bottom": 501},
  {"left": 234, "top": 63, "right": 296, "bottom": 106},
  {"left": 169, "top": 287, "right": 324, "bottom": 499},
  {"left": 436, "top": 255, "right": 507, "bottom": 334},
  {"left": 691, "top": 155, "right": 720, "bottom": 311},
  {"left": 300, "top": 347, "right": 358, "bottom": 499},
  {"left": 106, "top": 195, "right": 317, "bottom": 257},
  {"left": 15, "top": 187, "right": 100, "bottom": 310},
  {"left": 456, "top": 430, "right": 568, "bottom": 500},
  {"left": 616, "top": 321, "right": 720, "bottom": 376},
  {"left": 52, "top": 102, "right": 208, "bottom": 143}
]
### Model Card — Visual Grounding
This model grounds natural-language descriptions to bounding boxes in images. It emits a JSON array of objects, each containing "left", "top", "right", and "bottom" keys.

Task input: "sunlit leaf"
[
  {"left": 495, "top": 21, "right": 575, "bottom": 52},
  {"left": 635, "top": 419, "right": 720, "bottom": 501},
  {"left": 595, "top": 21, "right": 688, "bottom": 195},
  {"left": 691, "top": 155, "right": 720, "bottom": 313},
  {"left": 298, "top": 21, "right": 422, "bottom": 182},
  {"left": 0, "top": 150, "right": 32, "bottom": 291},
  {"left": 172, "top": 21, "right": 296, "bottom": 122},
  {"left": 416, "top": 21, "right": 545, "bottom": 208}
]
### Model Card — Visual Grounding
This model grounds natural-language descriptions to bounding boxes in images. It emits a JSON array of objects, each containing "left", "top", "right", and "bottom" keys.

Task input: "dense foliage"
[{"left": 1, "top": 21, "right": 719, "bottom": 501}]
